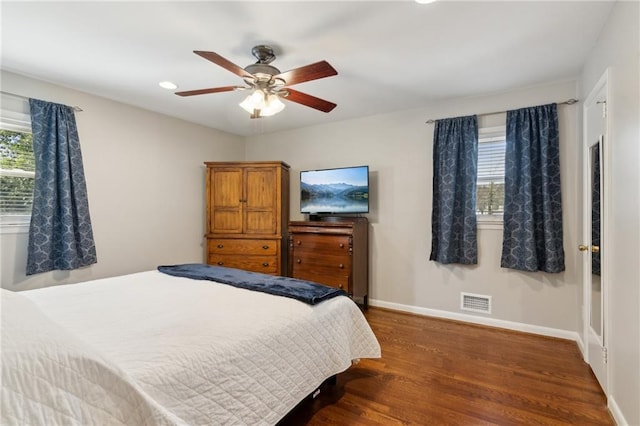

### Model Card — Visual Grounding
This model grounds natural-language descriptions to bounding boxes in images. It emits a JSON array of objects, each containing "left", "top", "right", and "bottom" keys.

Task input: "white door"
[{"left": 582, "top": 71, "right": 609, "bottom": 392}]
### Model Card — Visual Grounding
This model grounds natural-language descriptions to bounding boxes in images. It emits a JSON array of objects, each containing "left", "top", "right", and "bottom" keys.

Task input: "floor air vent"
[{"left": 460, "top": 292, "right": 492, "bottom": 314}]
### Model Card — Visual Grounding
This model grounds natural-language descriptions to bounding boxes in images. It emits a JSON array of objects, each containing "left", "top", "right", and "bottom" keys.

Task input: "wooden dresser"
[
  {"left": 288, "top": 217, "right": 368, "bottom": 307},
  {"left": 205, "top": 161, "right": 290, "bottom": 275}
]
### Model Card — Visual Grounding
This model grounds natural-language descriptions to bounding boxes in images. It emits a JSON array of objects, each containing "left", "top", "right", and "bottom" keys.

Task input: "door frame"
[{"left": 581, "top": 68, "right": 611, "bottom": 394}]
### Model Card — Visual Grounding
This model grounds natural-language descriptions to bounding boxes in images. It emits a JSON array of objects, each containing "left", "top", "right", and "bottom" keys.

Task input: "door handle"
[{"left": 579, "top": 244, "right": 600, "bottom": 253}]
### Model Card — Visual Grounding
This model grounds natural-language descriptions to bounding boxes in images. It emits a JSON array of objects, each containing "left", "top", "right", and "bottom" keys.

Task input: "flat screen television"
[{"left": 300, "top": 165, "right": 369, "bottom": 214}]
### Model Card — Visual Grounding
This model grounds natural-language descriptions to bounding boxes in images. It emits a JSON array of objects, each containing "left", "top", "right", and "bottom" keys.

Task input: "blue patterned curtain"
[
  {"left": 26, "top": 99, "right": 97, "bottom": 275},
  {"left": 430, "top": 115, "right": 478, "bottom": 264},
  {"left": 501, "top": 103, "right": 564, "bottom": 273}
]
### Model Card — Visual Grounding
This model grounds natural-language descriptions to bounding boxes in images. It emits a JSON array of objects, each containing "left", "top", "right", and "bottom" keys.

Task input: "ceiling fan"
[{"left": 175, "top": 45, "right": 338, "bottom": 119}]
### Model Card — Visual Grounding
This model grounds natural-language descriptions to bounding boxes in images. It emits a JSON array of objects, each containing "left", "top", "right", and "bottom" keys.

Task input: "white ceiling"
[{"left": 1, "top": 1, "right": 613, "bottom": 136}]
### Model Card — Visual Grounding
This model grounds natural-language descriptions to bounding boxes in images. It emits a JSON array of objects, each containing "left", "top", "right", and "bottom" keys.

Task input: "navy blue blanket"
[{"left": 157, "top": 264, "right": 347, "bottom": 305}]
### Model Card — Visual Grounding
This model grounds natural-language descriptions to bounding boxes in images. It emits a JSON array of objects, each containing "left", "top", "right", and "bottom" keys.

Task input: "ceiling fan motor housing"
[
  {"left": 244, "top": 63, "right": 281, "bottom": 78},
  {"left": 244, "top": 45, "right": 284, "bottom": 87},
  {"left": 243, "top": 65, "right": 285, "bottom": 92}
]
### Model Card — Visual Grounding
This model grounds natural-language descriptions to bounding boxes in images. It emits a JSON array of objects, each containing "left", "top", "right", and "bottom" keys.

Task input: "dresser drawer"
[
  {"left": 208, "top": 238, "right": 278, "bottom": 255},
  {"left": 291, "top": 253, "right": 351, "bottom": 274},
  {"left": 292, "top": 268, "right": 350, "bottom": 291},
  {"left": 208, "top": 254, "right": 278, "bottom": 274},
  {"left": 290, "top": 234, "right": 351, "bottom": 256}
]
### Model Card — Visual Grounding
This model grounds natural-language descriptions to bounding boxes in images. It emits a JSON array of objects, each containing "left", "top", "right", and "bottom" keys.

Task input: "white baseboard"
[
  {"left": 369, "top": 298, "right": 580, "bottom": 342},
  {"left": 608, "top": 396, "right": 628, "bottom": 426},
  {"left": 575, "top": 333, "right": 586, "bottom": 357}
]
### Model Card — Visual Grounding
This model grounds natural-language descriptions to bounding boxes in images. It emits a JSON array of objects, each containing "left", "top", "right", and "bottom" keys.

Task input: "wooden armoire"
[{"left": 204, "top": 161, "right": 290, "bottom": 275}]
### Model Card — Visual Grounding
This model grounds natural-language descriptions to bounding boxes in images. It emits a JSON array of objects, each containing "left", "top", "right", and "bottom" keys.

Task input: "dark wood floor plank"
[{"left": 278, "top": 307, "right": 614, "bottom": 426}]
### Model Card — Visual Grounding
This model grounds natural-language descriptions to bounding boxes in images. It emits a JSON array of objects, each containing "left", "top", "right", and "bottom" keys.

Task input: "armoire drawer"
[
  {"left": 208, "top": 238, "right": 278, "bottom": 255},
  {"left": 208, "top": 254, "right": 278, "bottom": 274}
]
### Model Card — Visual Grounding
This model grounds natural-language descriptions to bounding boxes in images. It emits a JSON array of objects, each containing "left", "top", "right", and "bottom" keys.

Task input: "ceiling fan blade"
[
  {"left": 274, "top": 61, "right": 337, "bottom": 86},
  {"left": 283, "top": 88, "right": 337, "bottom": 113},
  {"left": 175, "top": 86, "right": 240, "bottom": 97},
  {"left": 194, "top": 51, "right": 255, "bottom": 80}
]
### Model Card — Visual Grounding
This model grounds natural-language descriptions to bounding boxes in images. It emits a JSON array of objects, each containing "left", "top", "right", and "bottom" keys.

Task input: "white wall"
[
  {"left": 245, "top": 79, "right": 581, "bottom": 334},
  {"left": 581, "top": 2, "right": 640, "bottom": 424},
  {"left": 0, "top": 71, "right": 245, "bottom": 291}
]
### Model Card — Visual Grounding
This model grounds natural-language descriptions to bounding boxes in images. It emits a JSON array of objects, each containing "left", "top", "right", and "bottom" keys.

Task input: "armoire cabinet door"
[
  {"left": 209, "top": 167, "right": 243, "bottom": 234},
  {"left": 244, "top": 167, "right": 278, "bottom": 234}
]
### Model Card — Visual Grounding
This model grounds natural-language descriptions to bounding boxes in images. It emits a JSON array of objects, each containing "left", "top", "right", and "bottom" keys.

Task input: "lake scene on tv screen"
[{"left": 301, "top": 166, "right": 369, "bottom": 213}]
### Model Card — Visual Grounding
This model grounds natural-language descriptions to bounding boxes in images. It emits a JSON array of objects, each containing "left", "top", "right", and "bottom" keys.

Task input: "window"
[
  {"left": 1, "top": 114, "right": 34, "bottom": 228},
  {"left": 476, "top": 126, "right": 506, "bottom": 222}
]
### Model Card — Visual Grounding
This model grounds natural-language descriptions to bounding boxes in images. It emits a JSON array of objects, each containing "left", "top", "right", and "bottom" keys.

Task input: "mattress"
[{"left": 1, "top": 270, "right": 381, "bottom": 425}]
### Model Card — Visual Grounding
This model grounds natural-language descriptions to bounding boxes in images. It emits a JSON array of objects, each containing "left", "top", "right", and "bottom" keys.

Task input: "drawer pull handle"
[
  {"left": 339, "top": 243, "right": 344, "bottom": 248},
  {"left": 262, "top": 245, "right": 269, "bottom": 250},
  {"left": 339, "top": 263, "right": 344, "bottom": 269},
  {"left": 296, "top": 240, "right": 302, "bottom": 245},
  {"left": 262, "top": 262, "right": 269, "bottom": 267},
  {"left": 339, "top": 284, "right": 344, "bottom": 289},
  {"left": 217, "top": 244, "right": 224, "bottom": 249},
  {"left": 217, "top": 261, "right": 224, "bottom": 266},
  {"left": 296, "top": 259, "right": 301, "bottom": 264}
]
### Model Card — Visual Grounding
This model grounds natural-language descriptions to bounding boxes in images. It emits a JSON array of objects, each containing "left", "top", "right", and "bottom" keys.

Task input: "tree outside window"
[{"left": 476, "top": 180, "right": 505, "bottom": 215}]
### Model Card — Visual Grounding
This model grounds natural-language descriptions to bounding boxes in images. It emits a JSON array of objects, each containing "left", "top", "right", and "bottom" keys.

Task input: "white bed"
[{"left": 1, "top": 270, "right": 381, "bottom": 425}]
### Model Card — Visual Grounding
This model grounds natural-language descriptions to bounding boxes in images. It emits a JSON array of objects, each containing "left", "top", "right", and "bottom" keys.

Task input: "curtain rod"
[
  {"left": 425, "top": 98, "right": 578, "bottom": 124},
  {"left": 0, "top": 90, "right": 83, "bottom": 112}
]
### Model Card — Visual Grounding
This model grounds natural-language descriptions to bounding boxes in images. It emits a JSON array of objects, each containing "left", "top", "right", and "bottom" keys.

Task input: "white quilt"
[
  {"left": 3, "top": 271, "right": 380, "bottom": 425},
  {"left": 1, "top": 289, "right": 181, "bottom": 426}
]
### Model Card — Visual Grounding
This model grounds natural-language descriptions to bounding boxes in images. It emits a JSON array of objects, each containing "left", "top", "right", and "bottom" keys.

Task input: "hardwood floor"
[{"left": 279, "top": 307, "right": 614, "bottom": 425}]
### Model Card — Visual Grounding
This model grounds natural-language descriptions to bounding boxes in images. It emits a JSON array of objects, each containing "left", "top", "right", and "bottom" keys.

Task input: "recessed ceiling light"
[
  {"left": 159, "top": 81, "right": 178, "bottom": 90},
  {"left": 415, "top": 0, "right": 437, "bottom": 3}
]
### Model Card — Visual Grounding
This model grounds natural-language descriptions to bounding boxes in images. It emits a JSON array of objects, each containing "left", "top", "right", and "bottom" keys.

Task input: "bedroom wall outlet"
[{"left": 460, "top": 292, "right": 492, "bottom": 314}]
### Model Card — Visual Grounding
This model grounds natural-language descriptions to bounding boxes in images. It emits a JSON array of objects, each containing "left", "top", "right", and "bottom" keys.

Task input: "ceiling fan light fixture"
[
  {"left": 261, "top": 94, "right": 285, "bottom": 117},
  {"left": 239, "top": 90, "right": 285, "bottom": 117},
  {"left": 239, "top": 90, "right": 264, "bottom": 112}
]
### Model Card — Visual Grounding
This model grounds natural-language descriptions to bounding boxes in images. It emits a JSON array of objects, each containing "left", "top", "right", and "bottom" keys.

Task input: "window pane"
[
  {"left": 0, "top": 176, "right": 34, "bottom": 214},
  {"left": 0, "top": 129, "right": 34, "bottom": 216},
  {"left": 476, "top": 128, "right": 506, "bottom": 216}
]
